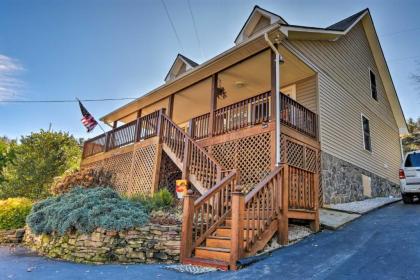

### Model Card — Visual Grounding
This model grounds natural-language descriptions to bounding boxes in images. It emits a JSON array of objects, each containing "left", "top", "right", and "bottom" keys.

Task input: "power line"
[
  {"left": 0, "top": 97, "right": 137, "bottom": 103},
  {"left": 187, "top": 0, "right": 204, "bottom": 60},
  {"left": 161, "top": 0, "right": 184, "bottom": 52}
]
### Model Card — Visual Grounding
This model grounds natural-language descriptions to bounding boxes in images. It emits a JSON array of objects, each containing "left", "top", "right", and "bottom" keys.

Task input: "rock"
[{"left": 24, "top": 222, "right": 181, "bottom": 264}]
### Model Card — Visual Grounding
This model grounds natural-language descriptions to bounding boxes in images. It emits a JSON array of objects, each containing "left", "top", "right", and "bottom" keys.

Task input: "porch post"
[
  {"left": 208, "top": 73, "right": 218, "bottom": 137},
  {"left": 167, "top": 94, "right": 174, "bottom": 119},
  {"left": 270, "top": 50, "right": 277, "bottom": 123},
  {"left": 270, "top": 50, "right": 277, "bottom": 169},
  {"left": 266, "top": 42, "right": 283, "bottom": 167}
]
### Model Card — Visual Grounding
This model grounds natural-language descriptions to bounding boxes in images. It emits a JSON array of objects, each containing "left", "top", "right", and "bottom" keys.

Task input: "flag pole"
[{"left": 76, "top": 97, "right": 106, "bottom": 134}]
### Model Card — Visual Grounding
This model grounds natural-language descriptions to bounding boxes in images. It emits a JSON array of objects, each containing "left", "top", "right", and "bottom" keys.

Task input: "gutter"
[{"left": 264, "top": 32, "right": 283, "bottom": 166}]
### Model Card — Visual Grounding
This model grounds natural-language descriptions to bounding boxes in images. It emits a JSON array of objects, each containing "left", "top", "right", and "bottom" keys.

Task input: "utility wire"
[
  {"left": 0, "top": 97, "right": 137, "bottom": 103},
  {"left": 187, "top": 0, "right": 204, "bottom": 60},
  {"left": 161, "top": 0, "right": 184, "bottom": 52}
]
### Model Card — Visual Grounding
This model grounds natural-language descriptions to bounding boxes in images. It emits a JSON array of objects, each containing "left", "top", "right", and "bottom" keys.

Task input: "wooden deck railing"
[
  {"left": 180, "top": 171, "right": 237, "bottom": 261},
  {"left": 280, "top": 94, "right": 317, "bottom": 139},
  {"left": 82, "top": 110, "right": 161, "bottom": 159},
  {"left": 242, "top": 166, "right": 284, "bottom": 252},
  {"left": 82, "top": 133, "right": 107, "bottom": 158},
  {"left": 190, "top": 91, "right": 317, "bottom": 140},
  {"left": 287, "top": 165, "right": 317, "bottom": 210},
  {"left": 190, "top": 113, "right": 210, "bottom": 140},
  {"left": 161, "top": 113, "right": 224, "bottom": 191}
]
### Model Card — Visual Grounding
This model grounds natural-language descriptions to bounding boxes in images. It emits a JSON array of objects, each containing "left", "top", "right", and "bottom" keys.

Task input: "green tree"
[
  {"left": 0, "top": 137, "right": 16, "bottom": 185},
  {"left": 1, "top": 130, "right": 81, "bottom": 199},
  {"left": 407, "top": 118, "right": 416, "bottom": 134}
]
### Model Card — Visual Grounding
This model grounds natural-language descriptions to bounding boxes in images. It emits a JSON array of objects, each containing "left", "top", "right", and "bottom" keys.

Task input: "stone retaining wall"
[
  {"left": 24, "top": 223, "right": 181, "bottom": 264},
  {"left": 321, "top": 152, "right": 400, "bottom": 204},
  {"left": 0, "top": 228, "right": 25, "bottom": 244}
]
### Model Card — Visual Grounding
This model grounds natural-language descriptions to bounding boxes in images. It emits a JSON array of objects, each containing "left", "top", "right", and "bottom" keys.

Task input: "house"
[{"left": 80, "top": 6, "right": 407, "bottom": 269}]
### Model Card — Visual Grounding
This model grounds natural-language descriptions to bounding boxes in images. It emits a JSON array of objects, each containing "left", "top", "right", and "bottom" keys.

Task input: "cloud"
[{"left": 0, "top": 54, "right": 24, "bottom": 101}]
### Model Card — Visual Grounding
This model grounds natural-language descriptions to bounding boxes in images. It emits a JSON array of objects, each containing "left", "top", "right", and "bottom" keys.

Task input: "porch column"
[
  {"left": 270, "top": 47, "right": 283, "bottom": 167},
  {"left": 208, "top": 73, "right": 218, "bottom": 137},
  {"left": 167, "top": 94, "right": 174, "bottom": 119},
  {"left": 270, "top": 50, "right": 277, "bottom": 123}
]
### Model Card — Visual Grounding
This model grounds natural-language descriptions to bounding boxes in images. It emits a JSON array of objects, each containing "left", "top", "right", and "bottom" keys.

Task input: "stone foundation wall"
[
  {"left": 0, "top": 228, "right": 25, "bottom": 244},
  {"left": 24, "top": 224, "right": 181, "bottom": 264},
  {"left": 321, "top": 152, "right": 400, "bottom": 204}
]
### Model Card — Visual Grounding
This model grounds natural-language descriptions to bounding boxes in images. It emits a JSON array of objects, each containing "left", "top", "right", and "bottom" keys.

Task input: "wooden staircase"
[
  {"left": 157, "top": 112, "right": 320, "bottom": 270},
  {"left": 159, "top": 114, "right": 223, "bottom": 195}
]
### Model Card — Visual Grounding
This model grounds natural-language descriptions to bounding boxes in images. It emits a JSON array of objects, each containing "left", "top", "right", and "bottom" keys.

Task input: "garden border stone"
[{"left": 24, "top": 223, "right": 181, "bottom": 264}]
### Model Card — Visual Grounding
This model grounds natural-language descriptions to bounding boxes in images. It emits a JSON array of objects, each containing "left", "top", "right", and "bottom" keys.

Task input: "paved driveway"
[{"left": 1, "top": 201, "right": 420, "bottom": 280}]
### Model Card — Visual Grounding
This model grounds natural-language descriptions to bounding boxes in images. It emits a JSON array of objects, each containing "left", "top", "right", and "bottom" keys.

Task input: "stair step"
[
  {"left": 214, "top": 226, "right": 262, "bottom": 238},
  {"left": 183, "top": 257, "right": 229, "bottom": 271},
  {"left": 206, "top": 236, "right": 231, "bottom": 249},
  {"left": 225, "top": 219, "right": 269, "bottom": 228},
  {"left": 195, "top": 247, "right": 231, "bottom": 262}
]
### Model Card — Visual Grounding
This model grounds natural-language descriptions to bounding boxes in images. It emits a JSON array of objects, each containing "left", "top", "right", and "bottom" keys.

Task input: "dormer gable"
[
  {"left": 164, "top": 54, "right": 199, "bottom": 82},
  {"left": 234, "top": 5, "right": 287, "bottom": 45}
]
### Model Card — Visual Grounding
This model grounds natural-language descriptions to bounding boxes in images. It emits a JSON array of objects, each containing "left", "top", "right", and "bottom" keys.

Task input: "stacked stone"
[
  {"left": 0, "top": 229, "right": 25, "bottom": 244},
  {"left": 24, "top": 224, "right": 181, "bottom": 264}
]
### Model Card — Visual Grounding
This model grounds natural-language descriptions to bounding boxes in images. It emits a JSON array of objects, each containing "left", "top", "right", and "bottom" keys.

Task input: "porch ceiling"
[{"left": 112, "top": 39, "right": 316, "bottom": 126}]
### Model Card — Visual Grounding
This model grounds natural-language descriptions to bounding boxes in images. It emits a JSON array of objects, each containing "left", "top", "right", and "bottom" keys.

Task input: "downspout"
[
  {"left": 265, "top": 32, "right": 284, "bottom": 166},
  {"left": 399, "top": 136, "right": 405, "bottom": 162}
]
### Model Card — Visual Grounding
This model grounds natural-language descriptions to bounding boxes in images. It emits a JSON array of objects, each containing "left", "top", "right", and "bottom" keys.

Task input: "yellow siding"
[
  {"left": 296, "top": 76, "right": 317, "bottom": 113},
  {"left": 290, "top": 22, "right": 401, "bottom": 184}
]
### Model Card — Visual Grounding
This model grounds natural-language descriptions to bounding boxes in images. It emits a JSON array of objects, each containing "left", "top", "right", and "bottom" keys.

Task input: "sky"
[{"left": 0, "top": 0, "right": 419, "bottom": 140}]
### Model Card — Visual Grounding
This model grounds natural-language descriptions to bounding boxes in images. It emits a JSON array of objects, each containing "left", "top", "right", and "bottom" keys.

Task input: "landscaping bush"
[
  {"left": 26, "top": 187, "right": 149, "bottom": 235},
  {"left": 0, "top": 198, "right": 32, "bottom": 230},
  {"left": 128, "top": 188, "right": 175, "bottom": 213},
  {"left": 50, "top": 168, "right": 114, "bottom": 195}
]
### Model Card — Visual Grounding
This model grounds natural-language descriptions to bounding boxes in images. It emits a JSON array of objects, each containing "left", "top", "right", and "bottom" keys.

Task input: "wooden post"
[
  {"left": 230, "top": 186, "right": 244, "bottom": 270},
  {"left": 151, "top": 109, "right": 165, "bottom": 195},
  {"left": 278, "top": 164, "right": 289, "bottom": 245},
  {"left": 182, "top": 138, "right": 191, "bottom": 180},
  {"left": 180, "top": 190, "right": 195, "bottom": 262},
  {"left": 104, "top": 132, "right": 110, "bottom": 152},
  {"left": 188, "top": 119, "right": 194, "bottom": 138},
  {"left": 134, "top": 117, "right": 142, "bottom": 142},
  {"left": 167, "top": 94, "right": 174, "bottom": 119},
  {"left": 112, "top": 121, "right": 118, "bottom": 129},
  {"left": 310, "top": 171, "right": 320, "bottom": 232},
  {"left": 156, "top": 108, "right": 166, "bottom": 142},
  {"left": 208, "top": 73, "right": 218, "bottom": 137}
]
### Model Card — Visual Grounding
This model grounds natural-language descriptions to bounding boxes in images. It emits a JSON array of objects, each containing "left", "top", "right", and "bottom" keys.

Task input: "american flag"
[{"left": 78, "top": 100, "right": 98, "bottom": 132}]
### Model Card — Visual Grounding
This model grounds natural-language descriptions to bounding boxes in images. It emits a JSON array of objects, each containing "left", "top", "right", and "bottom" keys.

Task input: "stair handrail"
[
  {"left": 229, "top": 165, "right": 285, "bottom": 266},
  {"left": 160, "top": 113, "right": 225, "bottom": 190},
  {"left": 180, "top": 170, "right": 237, "bottom": 261},
  {"left": 160, "top": 113, "right": 223, "bottom": 166}
]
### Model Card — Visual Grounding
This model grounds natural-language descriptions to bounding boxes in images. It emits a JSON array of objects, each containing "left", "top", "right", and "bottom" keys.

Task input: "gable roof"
[
  {"left": 101, "top": 7, "right": 407, "bottom": 134},
  {"left": 234, "top": 5, "right": 287, "bottom": 45},
  {"left": 278, "top": 9, "right": 408, "bottom": 134},
  {"left": 164, "top": 54, "right": 199, "bottom": 82},
  {"left": 327, "top": 9, "right": 369, "bottom": 31}
]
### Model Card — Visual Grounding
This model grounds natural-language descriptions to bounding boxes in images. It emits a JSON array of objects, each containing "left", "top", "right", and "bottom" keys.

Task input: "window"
[
  {"left": 361, "top": 115, "right": 372, "bottom": 152},
  {"left": 369, "top": 70, "right": 378, "bottom": 101},
  {"left": 405, "top": 152, "right": 420, "bottom": 167}
]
